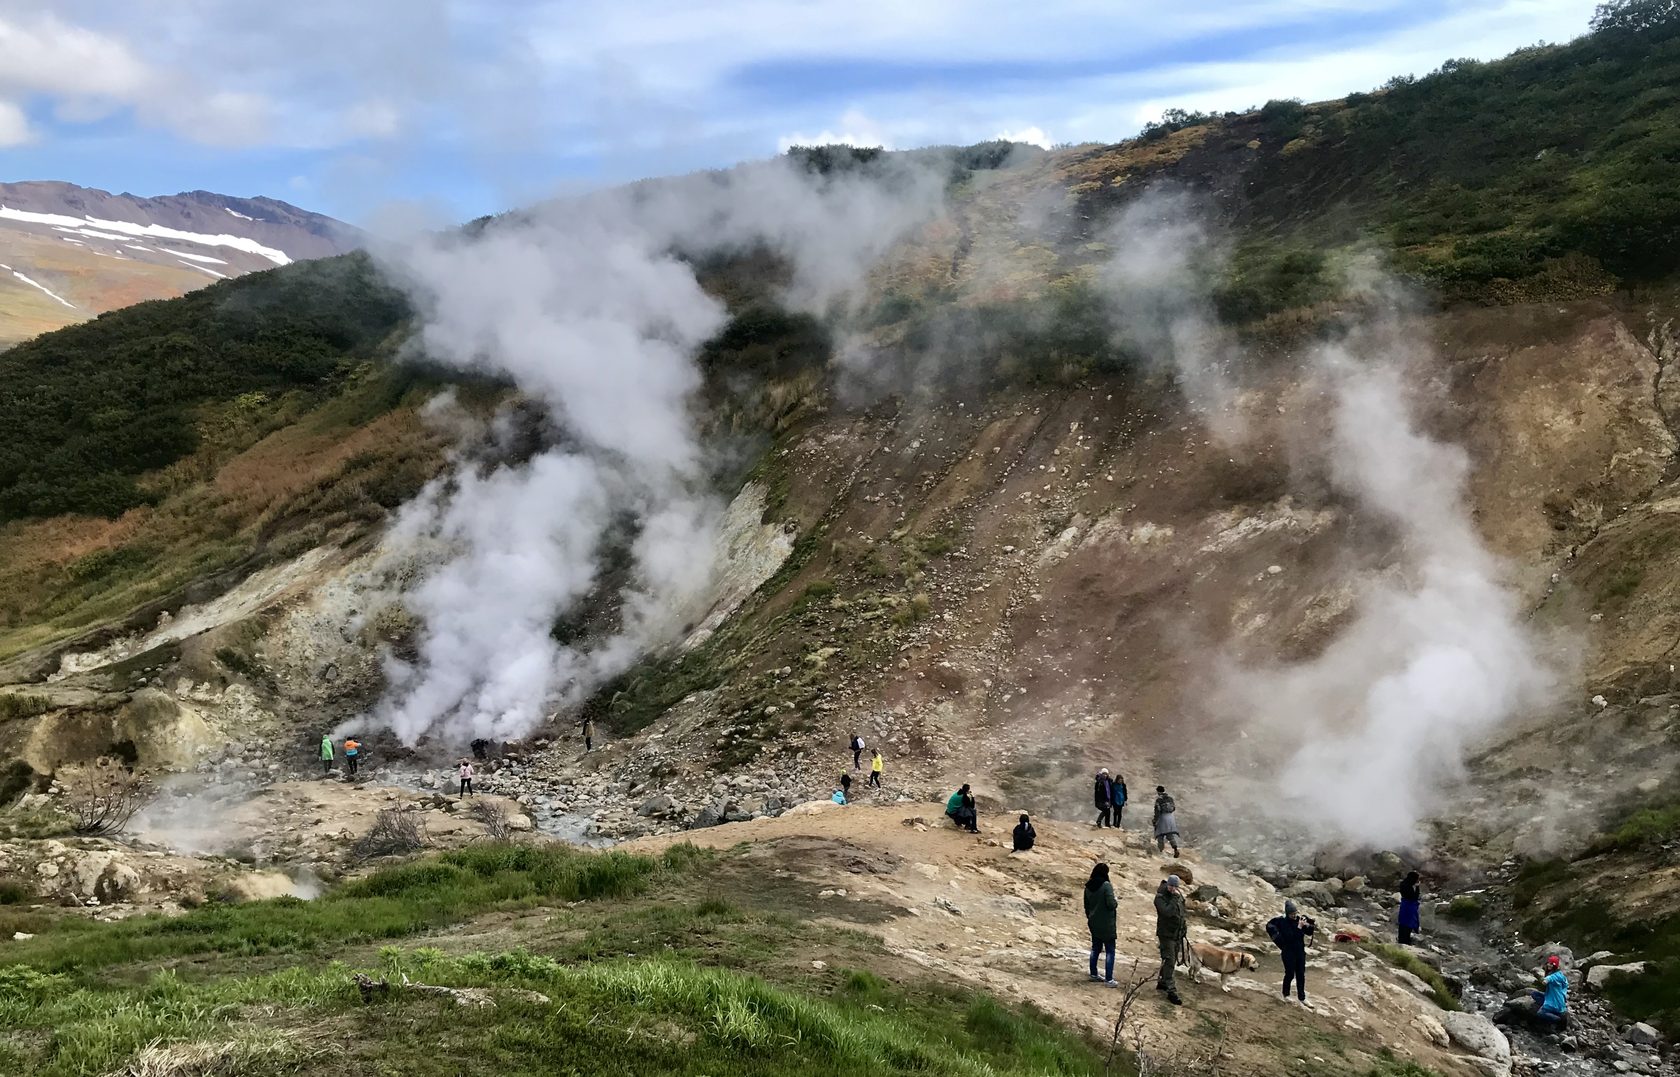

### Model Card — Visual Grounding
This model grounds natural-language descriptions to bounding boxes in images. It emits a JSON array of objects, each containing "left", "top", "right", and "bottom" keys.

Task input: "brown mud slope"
[
  {"left": 695, "top": 295, "right": 1680, "bottom": 827},
  {"left": 629, "top": 805, "right": 1481, "bottom": 1076}
]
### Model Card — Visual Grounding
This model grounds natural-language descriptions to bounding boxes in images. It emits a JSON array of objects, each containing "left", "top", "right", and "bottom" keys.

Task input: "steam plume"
[
  {"left": 1101, "top": 194, "right": 1551, "bottom": 846},
  {"left": 1240, "top": 329, "right": 1553, "bottom": 846},
  {"left": 369, "top": 157, "right": 942, "bottom": 745}
]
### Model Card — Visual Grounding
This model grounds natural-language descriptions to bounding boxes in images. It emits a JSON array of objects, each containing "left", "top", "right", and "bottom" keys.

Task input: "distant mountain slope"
[{"left": 0, "top": 181, "right": 361, "bottom": 347}]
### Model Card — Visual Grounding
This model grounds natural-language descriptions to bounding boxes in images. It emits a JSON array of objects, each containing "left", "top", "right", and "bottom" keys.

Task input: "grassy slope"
[{"left": 0, "top": 843, "right": 1112, "bottom": 1077}]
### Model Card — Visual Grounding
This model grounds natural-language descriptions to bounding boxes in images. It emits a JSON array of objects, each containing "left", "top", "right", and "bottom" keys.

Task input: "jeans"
[
  {"left": 1095, "top": 804, "right": 1111, "bottom": 827},
  {"left": 853, "top": 748, "right": 862, "bottom": 769},
  {"left": 869, "top": 771, "right": 881, "bottom": 788},
  {"left": 1090, "top": 938, "right": 1116, "bottom": 981},
  {"left": 1282, "top": 953, "right": 1306, "bottom": 1000},
  {"left": 459, "top": 778, "right": 473, "bottom": 796},
  {"left": 347, "top": 755, "right": 359, "bottom": 775}
]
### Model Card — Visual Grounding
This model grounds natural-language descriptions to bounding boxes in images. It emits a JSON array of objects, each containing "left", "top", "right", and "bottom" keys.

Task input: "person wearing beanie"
[
  {"left": 1266, "top": 899, "right": 1316, "bottom": 1002},
  {"left": 1154, "top": 874, "right": 1187, "bottom": 1004}
]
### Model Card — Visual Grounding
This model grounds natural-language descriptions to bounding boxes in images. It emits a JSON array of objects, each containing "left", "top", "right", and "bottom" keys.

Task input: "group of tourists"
[
  {"left": 1092, "top": 769, "right": 1181, "bottom": 856},
  {"left": 833, "top": 736, "right": 886, "bottom": 804},
  {"left": 318, "top": 733, "right": 362, "bottom": 776}
]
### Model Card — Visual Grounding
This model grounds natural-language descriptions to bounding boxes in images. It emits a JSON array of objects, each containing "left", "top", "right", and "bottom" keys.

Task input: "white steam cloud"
[
  {"left": 1242, "top": 335, "right": 1554, "bottom": 847},
  {"left": 1104, "top": 193, "right": 1551, "bottom": 847},
  {"left": 370, "top": 157, "right": 942, "bottom": 746},
  {"left": 1100, "top": 191, "right": 1248, "bottom": 443}
]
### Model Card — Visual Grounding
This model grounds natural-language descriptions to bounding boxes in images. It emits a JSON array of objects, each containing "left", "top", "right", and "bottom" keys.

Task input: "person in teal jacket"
[
  {"left": 945, "top": 784, "right": 978, "bottom": 832},
  {"left": 1084, "top": 863, "right": 1119, "bottom": 986},
  {"left": 1532, "top": 955, "right": 1569, "bottom": 1026}
]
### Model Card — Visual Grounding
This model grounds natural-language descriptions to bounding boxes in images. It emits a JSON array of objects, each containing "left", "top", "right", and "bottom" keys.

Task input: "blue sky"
[{"left": 0, "top": 0, "right": 1599, "bottom": 226}]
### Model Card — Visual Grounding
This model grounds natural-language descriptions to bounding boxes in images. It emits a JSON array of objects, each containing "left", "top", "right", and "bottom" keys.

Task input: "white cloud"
[
  {"left": 993, "top": 125, "right": 1052, "bottom": 149},
  {"left": 0, "top": 100, "right": 32, "bottom": 146},
  {"left": 776, "top": 107, "right": 895, "bottom": 151}
]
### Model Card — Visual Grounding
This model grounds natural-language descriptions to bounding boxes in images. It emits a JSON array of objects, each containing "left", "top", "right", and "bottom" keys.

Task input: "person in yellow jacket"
[{"left": 869, "top": 749, "right": 884, "bottom": 789}]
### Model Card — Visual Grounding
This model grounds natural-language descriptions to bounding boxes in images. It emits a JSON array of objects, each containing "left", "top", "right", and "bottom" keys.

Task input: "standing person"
[
  {"left": 319, "top": 733, "right": 334, "bottom": 776},
  {"left": 458, "top": 759, "right": 474, "bottom": 798},
  {"left": 1152, "top": 786, "right": 1181, "bottom": 857},
  {"left": 1266, "top": 900, "right": 1316, "bottom": 1003},
  {"left": 1093, "top": 769, "right": 1114, "bottom": 828},
  {"left": 850, "top": 734, "right": 865, "bottom": 771},
  {"left": 1084, "top": 863, "right": 1119, "bottom": 987},
  {"left": 344, "top": 737, "right": 361, "bottom": 777},
  {"left": 1012, "top": 813, "right": 1036, "bottom": 852},
  {"left": 582, "top": 718, "right": 594, "bottom": 753},
  {"left": 869, "top": 749, "right": 883, "bottom": 788},
  {"left": 1154, "top": 875, "right": 1187, "bottom": 1005},
  {"left": 1398, "top": 871, "right": 1422, "bottom": 945},
  {"left": 1111, "top": 773, "right": 1129, "bottom": 829}
]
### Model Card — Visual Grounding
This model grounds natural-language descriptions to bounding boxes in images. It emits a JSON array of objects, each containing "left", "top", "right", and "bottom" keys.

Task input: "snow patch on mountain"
[
  {"left": 1, "top": 205, "right": 292, "bottom": 266},
  {"left": 0, "top": 262, "right": 75, "bottom": 308}
]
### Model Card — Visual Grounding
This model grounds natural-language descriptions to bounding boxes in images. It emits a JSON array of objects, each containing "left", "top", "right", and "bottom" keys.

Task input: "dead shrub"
[
  {"left": 468, "top": 799, "right": 513, "bottom": 841},
  {"left": 352, "top": 808, "right": 428, "bottom": 861},
  {"left": 60, "top": 757, "right": 152, "bottom": 836}
]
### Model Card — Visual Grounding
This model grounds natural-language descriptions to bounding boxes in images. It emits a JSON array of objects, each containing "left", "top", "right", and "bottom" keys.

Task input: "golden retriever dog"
[{"left": 1189, "top": 942, "right": 1259, "bottom": 991}]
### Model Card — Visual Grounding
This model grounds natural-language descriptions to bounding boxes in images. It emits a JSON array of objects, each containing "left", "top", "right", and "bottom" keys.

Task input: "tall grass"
[{"left": 1, "top": 842, "right": 698, "bottom": 974}]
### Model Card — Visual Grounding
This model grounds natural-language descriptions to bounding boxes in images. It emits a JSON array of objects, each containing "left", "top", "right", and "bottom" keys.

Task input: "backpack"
[
  {"left": 1265, "top": 916, "right": 1284, "bottom": 945},
  {"left": 1157, "top": 793, "right": 1176, "bottom": 815},
  {"left": 850, "top": 736, "right": 863, "bottom": 751}
]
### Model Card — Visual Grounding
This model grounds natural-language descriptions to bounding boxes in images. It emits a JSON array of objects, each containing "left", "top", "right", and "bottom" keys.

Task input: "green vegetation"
[
  {"left": 0, "top": 694, "right": 51, "bottom": 721},
  {"left": 0, "top": 843, "right": 1106, "bottom": 1077},
  {"left": 0, "top": 253, "right": 411, "bottom": 520},
  {"left": 1361, "top": 943, "right": 1460, "bottom": 1010},
  {"left": 4, "top": 842, "right": 693, "bottom": 973},
  {"left": 1231, "top": 9, "right": 1680, "bottom": 297},
  {"left": 1444, "top": 895, "right": 1486, "bottom": 921},
  {"left": 1588, "top": 795, "right": 1680, "bottom": 852}
]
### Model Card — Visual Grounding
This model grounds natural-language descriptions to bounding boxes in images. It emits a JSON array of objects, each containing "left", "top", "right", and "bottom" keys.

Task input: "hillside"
[
  {"left": 2, "top": 7, "right": 1680, "bottom": 1076},
  {"left": 0, "top": 181, "right": 362, "bottom": 348}
]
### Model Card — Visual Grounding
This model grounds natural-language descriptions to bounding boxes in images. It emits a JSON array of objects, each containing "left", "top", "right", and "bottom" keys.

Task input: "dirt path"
[{"left": 626, "top": 802, "right": 1482, "bottom": 1075}]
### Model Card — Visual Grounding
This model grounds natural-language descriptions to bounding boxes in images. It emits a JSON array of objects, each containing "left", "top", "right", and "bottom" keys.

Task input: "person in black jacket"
[
  {"left": 1093, "top": 769, "right": 1114, "bottom": 828},
  {"left": 1267, "top": 900, "right": 1316, "bottom": 1002},
  {"left": 1012, "top": 813, "right": 1036, "bottom": 852}
]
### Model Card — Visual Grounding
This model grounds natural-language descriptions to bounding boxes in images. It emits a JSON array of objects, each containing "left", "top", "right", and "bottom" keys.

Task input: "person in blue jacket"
[
  {"left": 1110, "top": 773, "right": 1129, "bottom": 828},
  {"left": 1531, "top": 955, "right": 1569, "bottom": 1028},
  {"left": 1398, "top": 871, "right": 1422, "bottom": 945}
]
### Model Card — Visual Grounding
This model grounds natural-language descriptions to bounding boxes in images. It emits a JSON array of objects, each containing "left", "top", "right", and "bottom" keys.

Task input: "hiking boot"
[{"left": 1167, "top": 993, "right": 1183, "bottom": 1006}]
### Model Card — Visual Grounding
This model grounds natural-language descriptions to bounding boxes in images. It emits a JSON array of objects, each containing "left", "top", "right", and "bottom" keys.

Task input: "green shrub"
[
  {"left": 1445, "top": 895, "right": 1486, "bottom": 921},
  {"left": 1363, "top": 943, "right": 1460, "bottom": 1010}
]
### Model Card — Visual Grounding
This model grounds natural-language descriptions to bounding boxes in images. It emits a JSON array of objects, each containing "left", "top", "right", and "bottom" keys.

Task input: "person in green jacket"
[
  {"left": 1154, "top": 874, "right": 1187, "bottom": 1005},
  {"left": 945, "top": 784, "right": 978, "bottom": 832},
  {"left": 1084, "top": 863, "right": 1119, "bottom": 986},
  {"left": 318, "top": 733, "right": 334, "bottom": 775}
]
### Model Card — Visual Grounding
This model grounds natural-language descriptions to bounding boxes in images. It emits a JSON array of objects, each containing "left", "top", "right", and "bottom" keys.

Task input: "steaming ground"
[{"left": 365, "top": 157, "right": 944, "bottom": 748}]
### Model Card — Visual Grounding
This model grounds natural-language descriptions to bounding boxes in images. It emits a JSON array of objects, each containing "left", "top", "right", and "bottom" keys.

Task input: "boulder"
[
  {"left": 1625, "top": 1022, "right": 1662, "bottom": 1047},
  {"left": 1440, "top": 1011, "right": 1512, "bottom": 1077},
  {"left": 1525, "top": 942, "right": 1574, "bottom": 971},
  {"left": 1587, "top": 962, "right": 1648, "bottom": 991},
  {"left": 1191, "top": 884, "right": 1222, "bottom": 904},
  {"left": 636, "top": 794, "right": 678, "bottom": 818}
]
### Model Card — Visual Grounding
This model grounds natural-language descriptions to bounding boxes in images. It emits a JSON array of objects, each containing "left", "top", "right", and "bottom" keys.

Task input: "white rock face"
[{"left": 1439, "top": 1011, "right": 1511, "bottom": 1077}]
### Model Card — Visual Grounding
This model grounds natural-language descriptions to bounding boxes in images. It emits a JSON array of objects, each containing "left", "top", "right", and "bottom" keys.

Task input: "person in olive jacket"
[
  {"left": 1084, "top": 862, "right": 1119, "bottom": 986},
  {"left": 1154, "top": 874, "right": 1187, "bottom": 1005}
]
